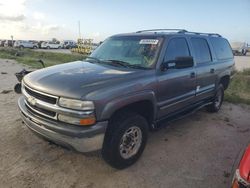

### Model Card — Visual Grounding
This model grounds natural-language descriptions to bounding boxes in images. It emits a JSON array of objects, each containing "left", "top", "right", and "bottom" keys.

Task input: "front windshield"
[{"left": 90, "top": 36, "right": 163, "bottom": 69}]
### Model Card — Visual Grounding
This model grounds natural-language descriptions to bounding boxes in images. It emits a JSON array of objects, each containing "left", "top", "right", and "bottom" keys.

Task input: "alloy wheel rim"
[{"left": 119, "top": 126, "right": 142, "bottom": 159}]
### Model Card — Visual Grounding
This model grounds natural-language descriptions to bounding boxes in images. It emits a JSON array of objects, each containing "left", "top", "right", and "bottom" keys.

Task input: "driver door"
[{"left": 156, "top": 37, "right": 196, "bottom": 119}]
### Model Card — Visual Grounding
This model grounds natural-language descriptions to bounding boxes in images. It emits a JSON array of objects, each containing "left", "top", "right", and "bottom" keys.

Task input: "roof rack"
[
  {"left": 182, "top": 31, "right": 222, "bottom": 37},
  {"left": 136, "top": 29, "right": 187, "bottom": 33},
  {"left": 135, "top": 29, "right": 221, "bottom": 37}
]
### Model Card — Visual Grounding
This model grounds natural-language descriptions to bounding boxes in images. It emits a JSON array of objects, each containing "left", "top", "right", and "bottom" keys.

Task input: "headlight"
[
  {"left": 58, "top": 98, "right": 94, "bottom": 110},
  {"left": 58, "top": 114, "right": 96, "bottom": 126}
]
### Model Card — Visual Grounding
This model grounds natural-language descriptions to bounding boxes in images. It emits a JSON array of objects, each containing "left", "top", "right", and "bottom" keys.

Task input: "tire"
[
  {"left": 19, "top": 45, "right": 24, "bottom": 49},
  {"left": 58, "top": 46, "right": 61, "bottom": 49},
  {"left": 14, "top": 83, "right": 21, "bottom": 94},
  {"left": 207, "top": 84, "right": 224, "bottom": 113},
  {"left": 33, "top": 46, "right": 37, "bottom": 49},
  {"left": 102, "top": 111, "right": 148, "bottom": 169},
  {"left": 46, "top": 46, "right": 50, "bottom": 49}
]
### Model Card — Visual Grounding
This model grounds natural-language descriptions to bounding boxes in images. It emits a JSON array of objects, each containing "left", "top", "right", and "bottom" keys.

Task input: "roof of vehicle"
[{"left": 112, "top": 29, "right": 223, "bottom": 39}]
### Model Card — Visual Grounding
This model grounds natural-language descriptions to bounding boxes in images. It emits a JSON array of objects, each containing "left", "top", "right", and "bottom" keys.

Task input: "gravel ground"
[
  {"left": 0, "top": 57, "right": 250, "bottom": 188},
  {"left": 234, "top": 54, "right": 250, "bottom": 71}
]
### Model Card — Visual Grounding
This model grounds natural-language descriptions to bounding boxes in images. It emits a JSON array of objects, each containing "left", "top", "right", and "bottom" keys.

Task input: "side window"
[
  {"left": 164, "top": 38, "right": 190, "bottom": 61},
  {"left": 210, "top": 38, "right": 233, "bottom": 60},
  {"left": 191, "top": 38, "right": 212, "bottom": 64}
]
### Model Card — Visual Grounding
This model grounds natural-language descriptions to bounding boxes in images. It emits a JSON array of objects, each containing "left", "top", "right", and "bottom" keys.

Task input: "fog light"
[{"left": 58, "top": 114, "right": 96, "bottom": 126}]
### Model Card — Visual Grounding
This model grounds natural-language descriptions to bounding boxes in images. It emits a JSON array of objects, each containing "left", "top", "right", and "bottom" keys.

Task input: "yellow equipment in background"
[{"left": 71, "top": 38, "right": 93, "bottom": 54}]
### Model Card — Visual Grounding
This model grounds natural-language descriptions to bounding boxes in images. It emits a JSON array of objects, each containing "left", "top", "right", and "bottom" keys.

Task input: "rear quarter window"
[{"left": 210, "top": 38, "right": 233, "bottom": 60}]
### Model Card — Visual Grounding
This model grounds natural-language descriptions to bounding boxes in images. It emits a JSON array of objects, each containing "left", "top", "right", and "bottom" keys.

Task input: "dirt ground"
[
  {"left": 0, "top": 57, "right": 250, "bottom": 188},
  {"left": 234, "top": 54, "right": 250, "bottom": 71}
]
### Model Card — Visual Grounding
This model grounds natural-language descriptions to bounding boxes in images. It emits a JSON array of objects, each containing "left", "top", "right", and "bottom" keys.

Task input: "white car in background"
[
  {"left": 14, "top": 40, "right": 38, "bottom": 49},
  {"left": 41, "top": 41, "right": 63, "bottom": 49},
  {"left": 231, "top": 42, "right": 248, "bottom": 56}
]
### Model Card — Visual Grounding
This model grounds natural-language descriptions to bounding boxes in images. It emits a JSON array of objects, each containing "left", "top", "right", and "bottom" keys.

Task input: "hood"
[{"left": 23, "top": 61, "right": 141, "bottom": 99}]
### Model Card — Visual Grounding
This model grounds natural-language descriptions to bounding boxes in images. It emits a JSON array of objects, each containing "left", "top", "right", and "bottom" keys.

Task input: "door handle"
[
  {"left": 210, "top": 68, "right": 215, "bottom": 73},
  {"left": 190, "top": 72, "right": 196, "bottom": 78}
]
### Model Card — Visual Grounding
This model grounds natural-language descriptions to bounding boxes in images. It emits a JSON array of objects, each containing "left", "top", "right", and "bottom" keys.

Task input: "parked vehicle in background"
[
  {"left": 14, "top": 40, "right": 38, "bottom": 49},
  {"left": 18, "top": 29, "right": 235, "bottom": 169},
  {"left": 232, "top": 144, "right": 250, "bottom": 188},
  {"left": 0, "top": 40, "right": 6, "bottom": 47},
  {"left": 4, "top": 40, "right": 15, "bottom": 47},
  {"left": 247, "top": 45, "right": 250, "bottom": 53},
  {"left": 63, "top": 40, "right": 77, "bottom": 49},
  {"left": 41, "top": 41, "right": 63, "bottom": 49},
  {"left": 231, "top": 42, "right": 248, "bottom": 56},
  {"left": 37, "top": 41, "right": 45, "bottom": 49}
]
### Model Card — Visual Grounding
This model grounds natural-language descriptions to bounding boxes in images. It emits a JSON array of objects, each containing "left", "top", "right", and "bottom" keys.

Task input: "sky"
[{"left": 0, "top": 0, "right": 249, "bottom": 43}]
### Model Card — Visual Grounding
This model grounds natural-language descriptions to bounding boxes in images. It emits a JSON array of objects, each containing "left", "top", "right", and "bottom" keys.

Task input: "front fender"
[{"left": 99, "top": 90, "right": 157, "bottom": 121}]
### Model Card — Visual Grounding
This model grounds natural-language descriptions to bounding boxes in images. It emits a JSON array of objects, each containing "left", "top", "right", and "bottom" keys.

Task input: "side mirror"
[{"left": 161, "top": 56, "right": 194, "bottom": 71}]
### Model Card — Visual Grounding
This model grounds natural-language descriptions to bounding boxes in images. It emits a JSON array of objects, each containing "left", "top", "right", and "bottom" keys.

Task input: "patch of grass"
[
  {"left": 0, "top": 47, "right": 87, "bottom": 68},
  {"left": 225, "top": 68, "right": 250, "bottom": 105}
]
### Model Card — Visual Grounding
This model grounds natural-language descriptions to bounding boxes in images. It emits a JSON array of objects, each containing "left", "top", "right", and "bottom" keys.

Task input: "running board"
[{"left": 154, "top": 101, "right": 213, "bottom": 129}]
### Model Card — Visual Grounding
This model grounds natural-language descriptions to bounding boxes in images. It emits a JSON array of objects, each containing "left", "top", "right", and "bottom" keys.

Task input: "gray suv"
[{"left": 18, "top": 29, "right": 235, "bottom": 169}]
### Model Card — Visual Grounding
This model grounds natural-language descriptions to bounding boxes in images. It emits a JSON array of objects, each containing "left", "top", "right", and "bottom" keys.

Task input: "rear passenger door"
[
  {"left": 190, "top": 37, "right": 217, "bottom": 101},
  {"left": 157, "top": 37, "right": 196, "bottom": 118}
]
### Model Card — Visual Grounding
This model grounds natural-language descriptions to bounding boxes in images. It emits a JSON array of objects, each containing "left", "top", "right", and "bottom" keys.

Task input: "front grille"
[
  {"left": 25, "top": 103, "right": 49, "bottom": 118},
  {"left": 25, "top": 86, "right": 57, "bottom": 104},
  {"left": 29, "top": 103, "right": 56, "bottom": 117},
  {"left": 23, "top": 84, "right": 58, "bottom": 120}
]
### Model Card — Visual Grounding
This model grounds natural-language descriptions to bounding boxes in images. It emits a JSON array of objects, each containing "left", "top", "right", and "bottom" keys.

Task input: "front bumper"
[{"left": 18, "top": 96, "right": 107, "bottom": 152}]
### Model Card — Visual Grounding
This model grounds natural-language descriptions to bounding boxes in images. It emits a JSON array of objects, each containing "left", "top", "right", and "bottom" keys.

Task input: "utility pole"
[
  {"left": 10, "top": 35, "right": 13, "bottom": 47},
  {"left": 78, "top": 21, "right": 81, "bottom": 39}
]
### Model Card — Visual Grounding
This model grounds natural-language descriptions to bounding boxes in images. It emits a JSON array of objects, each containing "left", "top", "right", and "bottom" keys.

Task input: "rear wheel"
[
  {"left": 207, "top": 84, "right": 224, "bottom": 112},
  {"left": 102, "top": 112, "right": 148, "bottom": 169},
  {"left": 46, "top": 46, "right": 50, "bottom": 49}
]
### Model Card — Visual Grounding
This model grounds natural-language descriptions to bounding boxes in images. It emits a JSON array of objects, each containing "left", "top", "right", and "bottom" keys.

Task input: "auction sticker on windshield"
[{"left": 139, "top": 39, "right": 159, "bottom": 45}]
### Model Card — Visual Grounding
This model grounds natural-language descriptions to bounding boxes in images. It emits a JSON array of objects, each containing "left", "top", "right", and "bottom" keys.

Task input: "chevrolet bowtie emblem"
[{"left": 27, "top": 96, "right": 36, "bottom": 106}]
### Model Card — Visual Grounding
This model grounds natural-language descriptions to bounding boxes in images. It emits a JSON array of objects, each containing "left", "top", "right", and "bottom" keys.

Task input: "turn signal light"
[{"left": 79, "top": 117, "right": 96, "bottom": 126}]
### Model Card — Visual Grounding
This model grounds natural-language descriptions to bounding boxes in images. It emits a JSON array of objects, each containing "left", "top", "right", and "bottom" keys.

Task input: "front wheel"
[
  {"left": 102, "top": 112, "right": 148, "bottom": 169},
  {"left": 207, "top": 84, "right": 224, "bottom": 112},
  {"left": 14, "top": 83, "right": 22, "bottom": 93}
]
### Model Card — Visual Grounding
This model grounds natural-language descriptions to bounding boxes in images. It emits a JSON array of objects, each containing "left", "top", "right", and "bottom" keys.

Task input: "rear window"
[
  {"left": 210, "top": 38, "right": 233, "bottom": 60},
  {"left": 191, "top": 38, "right": 212, "bottom": 64}
]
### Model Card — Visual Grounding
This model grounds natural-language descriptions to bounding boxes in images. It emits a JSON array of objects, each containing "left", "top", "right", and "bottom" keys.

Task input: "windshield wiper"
[
  {"left": 105, "top": 59, "right": 149, "bottom": 70},
  {"left": 86, "top": 58, "right": 149, "bottom": 69},
  {"left": 104, "top": 59, "right": 130, "bottom": 68},
  {"left": 85, "top": 56, "right": 101, "bottom": 63}
]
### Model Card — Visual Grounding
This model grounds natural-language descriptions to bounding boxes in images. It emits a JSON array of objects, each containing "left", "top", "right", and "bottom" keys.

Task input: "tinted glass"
[
  {"left": 191, "top": 38, "right": 211, "bottom": 63},
  {"left": 210, "top": 38, "right": 233, "bottom": 60},
  {"left": 164, "top": 38, "right": 190, "bottom": 61}
]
